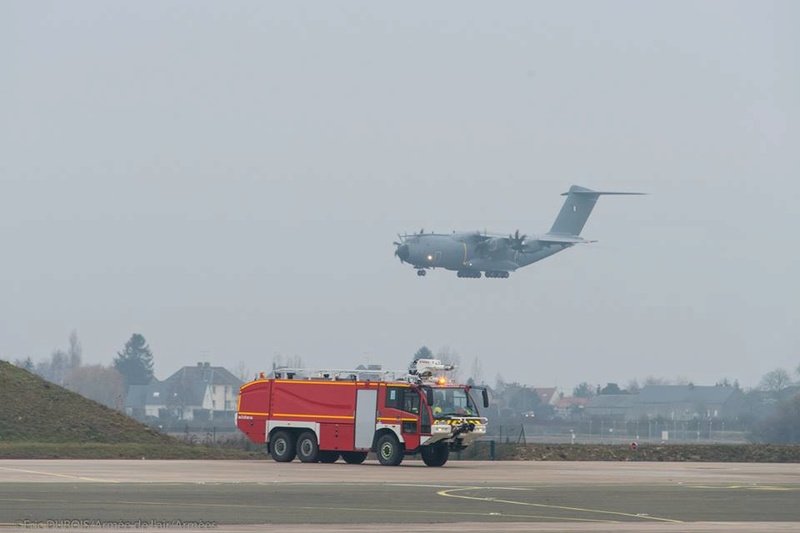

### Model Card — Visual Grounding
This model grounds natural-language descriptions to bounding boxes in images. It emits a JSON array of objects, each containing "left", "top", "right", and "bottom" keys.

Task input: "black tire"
[
  {"left": 318, "top": 451, "right": 340, "bottom": 463},
  {"left": 271, "top": 430, "right": 296, "bottom": 462},
  {"left": 296, "top": 431, "right": 320, "bottom": 463},
  {"left": 376, "top": 434, "right": 403, "bottom": 466},
  {"left": 341, "top": 451, "right": 368, "bottom": 464},
  {"left": 421, "top": 443, "right": 449, "bottom": 467}
]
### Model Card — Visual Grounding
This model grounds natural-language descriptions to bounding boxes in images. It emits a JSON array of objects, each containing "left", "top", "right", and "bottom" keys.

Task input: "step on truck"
[{"left": 236, "top": 358, "right": 489, "bottom": 466}]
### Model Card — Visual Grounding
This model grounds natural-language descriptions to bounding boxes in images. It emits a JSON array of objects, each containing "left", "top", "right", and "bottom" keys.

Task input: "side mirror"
[
  {"left": 482, "top": 388, "right": 489, "bottom": 408},
  {"left": 426, "top": 387, "right": 434, "bottom": 406}
]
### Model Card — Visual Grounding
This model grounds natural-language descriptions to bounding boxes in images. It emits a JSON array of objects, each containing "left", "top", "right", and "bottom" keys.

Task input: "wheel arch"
[
  {"left": 371, "top": 427, "right": 403, "bottom": 453},
  {"left": 267, "top": 422, "right": 319, "bottom": 453}
]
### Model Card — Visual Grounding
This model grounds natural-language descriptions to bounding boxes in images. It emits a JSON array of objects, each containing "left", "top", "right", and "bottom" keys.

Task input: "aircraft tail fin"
[{"left": 548, "top": 185, "right": 645, "bottom": 236}]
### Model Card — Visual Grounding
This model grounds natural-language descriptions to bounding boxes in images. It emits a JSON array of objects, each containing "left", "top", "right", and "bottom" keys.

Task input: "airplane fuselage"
[{"left": 396, "top": 232, "right": 568, "bottom": 277}]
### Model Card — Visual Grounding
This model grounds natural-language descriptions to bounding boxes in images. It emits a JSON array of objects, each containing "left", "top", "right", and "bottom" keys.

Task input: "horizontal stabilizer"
[
  {"left": 538, "top": 235, "right": 588, "bottom": 244},
  {"left": 562, "top": 185, "right": 646, "bottom": 196}
]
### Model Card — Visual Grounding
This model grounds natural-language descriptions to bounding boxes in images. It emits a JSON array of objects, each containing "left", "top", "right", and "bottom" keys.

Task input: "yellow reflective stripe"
[
  {"left": 238, "top": 411, "right": 354, "bottom": 419},
  {"left": 272, "top": 413, "right": 354, "bottom": 420},
  {"left": 274, "top": 380, "right": 357, "bottom": 386},
  {"left": 435, "top": 419, "right": 484, "bottom": 425},
  {"left": 240, "top": 380, "right": 268, "bottom": 391}
]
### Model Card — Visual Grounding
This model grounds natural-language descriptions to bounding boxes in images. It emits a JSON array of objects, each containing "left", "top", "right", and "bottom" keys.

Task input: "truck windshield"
[{"left": 430, "top": 387, "right": 477, "bottom": 417}]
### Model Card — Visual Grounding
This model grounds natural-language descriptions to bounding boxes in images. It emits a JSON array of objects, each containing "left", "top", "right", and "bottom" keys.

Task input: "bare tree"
[
  {"left": 759, "top": 368, "right": 792, "bottom": 392},
  {"left": 272, "top": 353, "right": 304, "bottom": 369},
  {"left": 234, "top": 360, "right": 251, "bottom": 382},
  {"left": 68, "top": 330, "right": 82, "bottom": 369},
  {"left": 436, "top": 346, "right": 461, "bottom": 383},
  {"left": 470, "top": 356, "right": 484, "bottom": 385},
  {"left": 65, "top": 365, "right": 126, "bottom": 409},
  {"left": 37, "top": 349, "right": 70, "bottom": 385},
  {"left": 32, "top": 331, "right": 83, "bottom": 385}
]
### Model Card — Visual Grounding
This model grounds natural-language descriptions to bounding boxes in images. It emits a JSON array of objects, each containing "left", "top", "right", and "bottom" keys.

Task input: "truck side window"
[
  {"left": 402, "top": 389, "right": 420, "bottom": 414},
  {"left": 386, "top": 387, "right": 401, "bottom": 409}
]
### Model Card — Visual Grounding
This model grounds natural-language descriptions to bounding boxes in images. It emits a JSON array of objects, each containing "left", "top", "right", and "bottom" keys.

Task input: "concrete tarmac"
[{"left": 1, "top": 459, "right": 799, "bottom": 532}]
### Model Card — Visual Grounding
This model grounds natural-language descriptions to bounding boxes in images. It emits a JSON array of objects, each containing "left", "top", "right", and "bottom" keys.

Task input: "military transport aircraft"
[{"left": 393, "top": 185, "right": 644, "bottom": 278}]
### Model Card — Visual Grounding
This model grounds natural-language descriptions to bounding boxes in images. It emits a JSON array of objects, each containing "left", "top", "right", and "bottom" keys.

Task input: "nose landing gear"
[{"left": 417, "top": 269, "right": 427, "bottom": 276}]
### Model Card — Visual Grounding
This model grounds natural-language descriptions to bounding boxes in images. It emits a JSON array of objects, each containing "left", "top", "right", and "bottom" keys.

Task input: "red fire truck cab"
[{"left": 236, "top": 359, "right": 489, "bottom": 466}]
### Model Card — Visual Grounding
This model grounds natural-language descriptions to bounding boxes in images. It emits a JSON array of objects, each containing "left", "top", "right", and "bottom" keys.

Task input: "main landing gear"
[
  {"left": 416, "top": 269, "right": 427, "bottom": 277},
  {"left": 456, "top": 270, "right": 509, "bottom": 278}
]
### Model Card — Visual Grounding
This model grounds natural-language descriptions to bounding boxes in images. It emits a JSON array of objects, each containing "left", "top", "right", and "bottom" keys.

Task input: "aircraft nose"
[{"left": 395, "top": 244, "right": 410, "bottom": 262}]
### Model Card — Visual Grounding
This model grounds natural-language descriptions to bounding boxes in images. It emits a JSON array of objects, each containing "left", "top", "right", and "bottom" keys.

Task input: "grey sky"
[{"left": 2, "top": 1, "right": 798, "bottom": 391}]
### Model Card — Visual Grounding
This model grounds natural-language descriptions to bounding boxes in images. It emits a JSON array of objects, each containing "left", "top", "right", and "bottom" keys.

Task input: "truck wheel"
[
  {"left": 421, "top": 443, "right": 449, "bottom": 467},
  {"left": 296, "top": 431, "right": 320, "bottom": 463},
  {"left": 318, "top": 451, "right": 340, "bottom": 463},
  {"left": 341, "top": 451, "right": 368, "bottom": 464},
  {"left": 271, "top": 430, "right": 296, "bottom": 462},
  {"left": 376, "top": 434, "right": 403, "bottom": 466}
]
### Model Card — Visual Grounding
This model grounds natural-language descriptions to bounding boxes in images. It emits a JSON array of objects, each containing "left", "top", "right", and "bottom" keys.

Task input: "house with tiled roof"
[
  {"left": 533, "top": 387, "right": 560, "bottom": 407},
  {"left": 125, "top": 362, "right": 242, "bottom": 422}
]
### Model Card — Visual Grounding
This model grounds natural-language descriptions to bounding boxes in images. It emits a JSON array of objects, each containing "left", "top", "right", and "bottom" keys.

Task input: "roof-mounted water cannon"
[{"left": 408, "top": 358, "right": 455, "bottom": 384}]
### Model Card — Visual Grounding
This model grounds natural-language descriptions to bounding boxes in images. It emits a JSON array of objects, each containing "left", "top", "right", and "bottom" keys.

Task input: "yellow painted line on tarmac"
[
  {"left": 0, "top": 466, "right": 120, "bottom": 483},
  {"left": 437, "top": 487, "right": 683, "bottom": 523}
]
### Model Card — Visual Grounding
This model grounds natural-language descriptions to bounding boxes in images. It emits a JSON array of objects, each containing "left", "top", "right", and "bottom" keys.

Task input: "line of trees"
[{"left": 13, "top": 331, "right": 157, "bottom": 410}]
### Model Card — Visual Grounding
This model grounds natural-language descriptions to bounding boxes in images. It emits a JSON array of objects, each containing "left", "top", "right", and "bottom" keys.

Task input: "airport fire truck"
[{"left": 236, "top": 359, "right": 488, "bottom": 466}]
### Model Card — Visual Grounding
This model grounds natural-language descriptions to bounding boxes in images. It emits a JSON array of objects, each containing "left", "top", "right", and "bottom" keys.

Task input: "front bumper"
[{"left": 421, "top": 417, "right": 487, "bottom": 447}]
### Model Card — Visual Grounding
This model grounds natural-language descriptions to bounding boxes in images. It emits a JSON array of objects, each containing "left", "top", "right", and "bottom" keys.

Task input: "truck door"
[{"left": 354, "top": 389, "right": 378, "bottom": 449}]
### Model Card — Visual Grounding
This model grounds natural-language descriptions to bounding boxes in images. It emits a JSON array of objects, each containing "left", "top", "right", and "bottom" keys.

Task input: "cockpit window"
[{"left": 430, "top": 387, "right": 477, "bottom": 417}]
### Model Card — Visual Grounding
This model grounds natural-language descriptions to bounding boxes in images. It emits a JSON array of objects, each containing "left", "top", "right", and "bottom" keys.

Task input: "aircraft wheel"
[
  {"left": 296, "top": 430, "right": 320, "bottom": 463},
  {"left": 417, "top": 269, "right": 426, "bottom": 277},
  {"left": 376, "top": 434, "right": 404, "bottom": 466},
  {"left": 270, "top": 430, "right": 296, "bottom": 462},
  {"left": 341, "top": 451, "right": 368, "bottom": 464}
]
